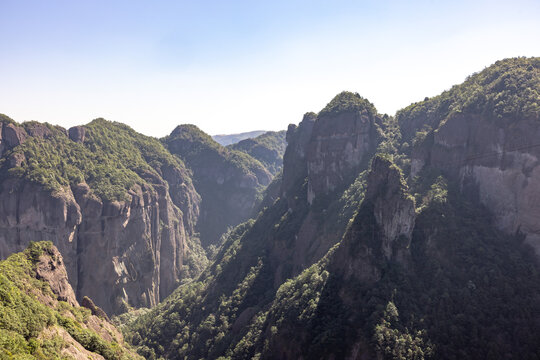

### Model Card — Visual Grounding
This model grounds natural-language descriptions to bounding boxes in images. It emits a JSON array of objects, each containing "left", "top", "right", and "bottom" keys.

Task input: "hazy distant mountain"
[
  {"left": 229, "top": 130, "right": 287, "bottom": 175},
  {"left": 212, "top": 130, "right": 267, "bottom": 146}
]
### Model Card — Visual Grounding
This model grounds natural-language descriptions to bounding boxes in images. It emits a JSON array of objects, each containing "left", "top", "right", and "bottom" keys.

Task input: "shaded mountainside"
[
  {"left": 0, "top": 118, "right": 205, "bottom": 315},
  {"left": 0, "top": 241, "right": 142, "bottom": 359},
  {"left": 244, "top": 156, "right": 540, "bottom": 359},
  {"left": 229, "top": 130, "right": 287, "bottom": 176},
  {"left": 124, "top": 58, "right": 540, "bottom": 359},
  {"left": 163, "top": 125, "right": 273, "bottom": 248},
  {"left": 125, "top": 92, "right": 389, "bottom": 359},
  {"left": 213, "top": 130, "right": 267, "bottom": 146}
]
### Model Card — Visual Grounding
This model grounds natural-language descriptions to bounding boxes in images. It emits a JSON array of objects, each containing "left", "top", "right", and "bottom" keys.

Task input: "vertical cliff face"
[
  {"left": 268, "top": 95, "right": 386, "bottom": 285},
  {"left": 280, "top": 112, "right": 315, "bottom": 205},
  {"left": 0, "top": 118, "right": 202, "bottom": 315},
  {"left": 333, "top": 155, "right": 415, "bottom": 283},
  {"left": 413, "top": 113, "right": 540, "bottom": 250},
  {"left": 306, "top": 92, "right": 382, "bottom": 204},
  {"left": 399, "top": 57, "right": 540, "bottom": 253}
]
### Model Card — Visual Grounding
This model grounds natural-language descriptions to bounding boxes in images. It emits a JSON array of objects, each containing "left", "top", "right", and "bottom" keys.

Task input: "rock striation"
[
  {"left": 0, "top": 118, "right": 201, "bottom": 315},
  {"left": 306, "top": 92, "right": 382, "bottom": 204},
  {"left": 333, "top": 155, "right": 415, "bottom": 283},
  {"left": 400, "top": 58, "right": 540, "bottom": 254}
]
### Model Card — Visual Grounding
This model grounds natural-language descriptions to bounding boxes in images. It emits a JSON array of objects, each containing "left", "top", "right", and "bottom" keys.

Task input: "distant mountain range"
[{"left": 212, "top": 130, "right": 267, "bottom": 146}]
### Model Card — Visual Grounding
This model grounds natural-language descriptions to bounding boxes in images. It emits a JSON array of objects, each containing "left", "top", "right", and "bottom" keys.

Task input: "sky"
[{"left": 0, "top": 0, "right": 539, "bottom": 137}]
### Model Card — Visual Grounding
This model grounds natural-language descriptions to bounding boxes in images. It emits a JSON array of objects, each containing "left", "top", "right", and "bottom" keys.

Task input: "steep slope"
[
  {"left": 397, "top": 57, "right": 540, "bottom": 253},
  {"left": 229, "top": 130, "right": 287, "bottom": 176},
  {"left": 125, "top": 92, "right": 387, "bottom": 359},
  {"left": 162, "top": 125, "right": 273, "bottom": 248},
  {"left": 213, "top": 130, "right": 267, "bottom": 146},
  {"left": 0, "top": 118, "right": 204, "bottom": 315},
  {"left": 0, "top": 241, "right": 142, "bottom": 359},
  {"left": 238, "top": 157, "right": 540, "bottom": 359}
]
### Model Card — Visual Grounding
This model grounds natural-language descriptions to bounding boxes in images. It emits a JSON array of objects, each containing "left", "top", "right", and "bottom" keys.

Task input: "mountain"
[
  {"left": 0, "top": 118, "right": 204, "bottom": 315},
  {"left": 125, "top": 58, "right": 540, "bottom": 359},
  {"left": 0, "top": 241, "right": 141, "bottom": 359},
  {"left": 162, "top": 125, "right": 273, "bottom": 248},
  {"left": 229, "top": 130, "right": 287, "bottom": 176},
  {"left": 397, "top": 57, "right": 540, "bottom": 254},
  {"left": 212, "top": 130, "right": 267, "bottom": 146},
  {"left": 0, "top": 117, "right": 282, "bottom": 318},
  {"left": 124, "top": 92, "right": 389, "bottom": 359}
]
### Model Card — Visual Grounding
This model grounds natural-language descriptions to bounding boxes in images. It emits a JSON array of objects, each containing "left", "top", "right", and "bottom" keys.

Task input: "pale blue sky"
[{"left": 1, "top": 0, "right": 539, "bottom": 136}]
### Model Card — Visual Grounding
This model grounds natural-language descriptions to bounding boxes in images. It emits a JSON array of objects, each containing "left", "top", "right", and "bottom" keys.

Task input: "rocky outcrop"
[
  {"left": 35, "top": 244, "right": 79, "bottom": 307},
  {"left": 333, "top": 156, "right": 415, "bottom": 282},
  {"left": 0, "top": 121, "right": 27, "bottom": 156},
  {"left": 68, "top": 125, "right": 86, "bottom": 143},
  {"left": 306, "top": 93, "right": 381, "bottom": 204},
  {"left": 280, "top": 112, "right": 315, "bottom": 204},
  {"left": 367, "top": 156, "right": 415, "bottom": 262}
]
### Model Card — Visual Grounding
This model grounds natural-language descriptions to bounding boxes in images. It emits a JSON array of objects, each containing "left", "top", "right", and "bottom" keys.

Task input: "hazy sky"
[{"left": 1, "top": 0, "right": 539, "bottom": 137}]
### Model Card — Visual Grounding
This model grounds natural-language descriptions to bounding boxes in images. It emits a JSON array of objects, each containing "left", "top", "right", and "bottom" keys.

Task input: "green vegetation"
[
  {"left": 0, "top": 113, "right": 16, "bottom": 124},
  {"left": 163, "top": 124, "right": 272, "bottom": 247},
  {"left": 319, "top": 91, "right": 378, "bottom": 117},
  {"left": 6, "top": 57, "right": 540, "bottom": 359},
  {"left": 163, "top": 124, "right": 268, "bottom": 179},
  {"left": 230, "top": 130, "right": 287, "bottom": 175},
  {"left": 0, "top": 242, "right": 141, "bottom": 359},
  {"left": 123, "top": 153, "right": 372, "bottom": 359},
  {"left": 398, "top": 57, "right": 540, "bottom": 141},
  {"left": 0, "top": 118, "right": 192, "bottom": 202}
]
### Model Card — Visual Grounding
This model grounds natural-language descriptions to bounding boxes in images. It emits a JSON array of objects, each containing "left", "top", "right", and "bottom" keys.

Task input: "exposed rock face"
[
  {"left": 0, "top": 121, "right": 27, "bottom": 156},
  {"left": 0, "top": 120, "right": 201, "bottom": 315},
  {"left": 35, "top": 245, "right": 79, "bottom": 307},
  {"left": 270, "top": 101, "right": 385, "bottom": 285},
  {"left": 411, "top": 113, "right": 540, "bottom": 253},
  {"left": 0, "top": 177, "right": 194, "bottom": 314},
  {"left": 366, "top": 156, "right": 415, "bottom": 262},
  {"left": 68, "top": 125, "right": 86, "bottom": 143},
  {"left": 280, "top": 112, "right": 315, "bottom": 204},
  {"left": 333, "top": 156, "right": 414, "bottom": 283},
  {"left": 306, "top": 102, "right": 381, "bottom": 204}
]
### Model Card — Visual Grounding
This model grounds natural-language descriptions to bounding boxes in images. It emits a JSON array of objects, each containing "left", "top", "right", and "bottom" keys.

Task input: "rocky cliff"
[
  {"left": 0, "top": 118, "right": 202, "bottom": 315},
  {"left": 398, "top": 57, "right": 540, "bottom": 253},
  {"left": 306, "top": 92, "right": 383, "bottom": 204},
  {"left": 333, "top": 155, "right": 415, "bottom": 283}
]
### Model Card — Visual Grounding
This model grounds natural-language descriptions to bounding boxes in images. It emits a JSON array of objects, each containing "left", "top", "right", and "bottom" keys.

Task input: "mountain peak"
[{"left": 319, "top": 91, "right": 378, "bottom": 117}]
